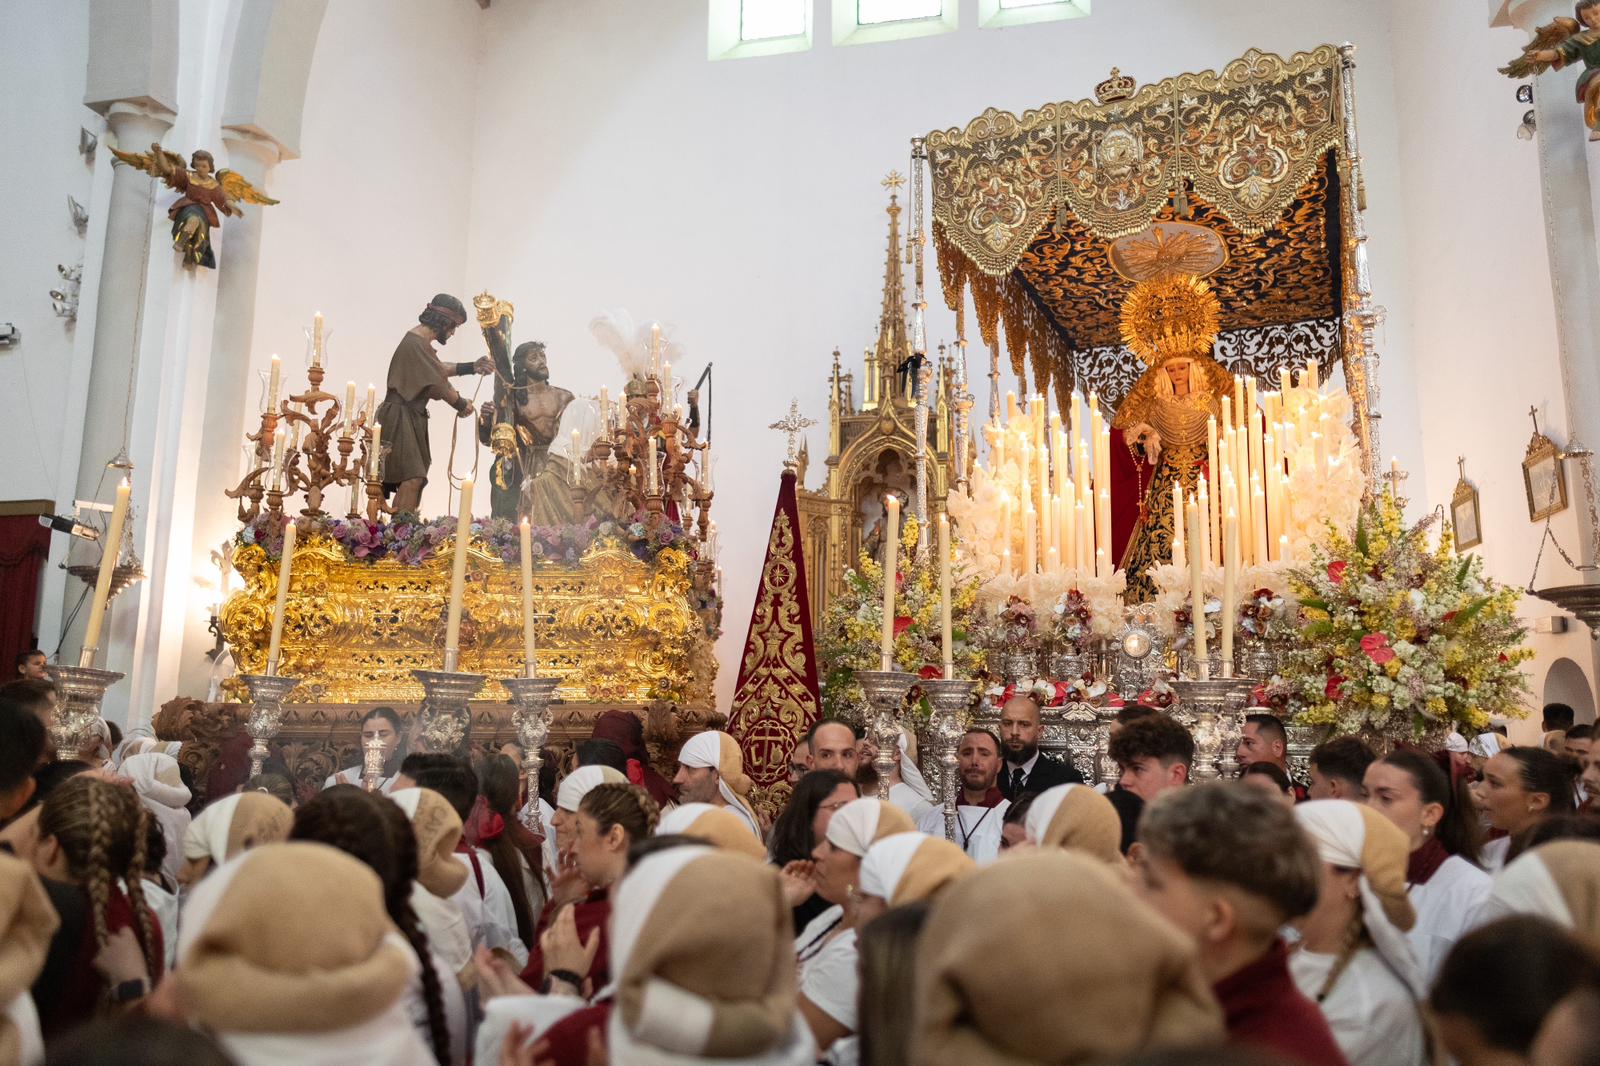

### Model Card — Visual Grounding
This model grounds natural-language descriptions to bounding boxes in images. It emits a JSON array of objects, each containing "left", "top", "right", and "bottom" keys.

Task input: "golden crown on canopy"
[
  {"left": 1119, "top": 274, "right": 1222, "bottom": 366},
  {"left": 1094, "top": 66, "right": 1137, "bottom": 103}
]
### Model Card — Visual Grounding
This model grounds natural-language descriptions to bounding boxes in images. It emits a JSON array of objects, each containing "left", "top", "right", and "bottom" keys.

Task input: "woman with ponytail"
[
  {"left": 1364, "top": 748, "right": 1490, "bottom": 983},
  {"left": 26, "top": 776, "right": 163, "bottom": 1038},
  {"left": 291, "top": 786, "right": 464, "bottom": 1064},
  {"left": 467, "top": 754, "right": 544, "bottom": 941},
  {"left": 1482, "top": 746, "right": 1583, "bottom": 869}
]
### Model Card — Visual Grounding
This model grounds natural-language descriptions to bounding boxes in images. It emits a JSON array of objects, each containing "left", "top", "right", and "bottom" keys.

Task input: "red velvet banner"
[
  {"left": 0, "top": 515, "right": 51, "bottom": 674},
  {"left": 726, "top": 469, "right": 821, "bottom": 816}
]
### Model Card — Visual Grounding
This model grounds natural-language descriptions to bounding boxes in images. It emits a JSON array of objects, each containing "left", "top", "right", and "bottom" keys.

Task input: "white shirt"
[
  {"left": 918, "top": 800, "right": 1008, "bottom": 863},
  {"left": 450, "top": 848, "right": 529, "bottom": 969},
  {"left": 411, "top": 883, "right": 473, "bottom": 979},
  {"left": 1480, "top": 836, "right": 1511, "bottom": 874},
  {"left": 398, "top": 936, "right": 469, "bottom": 1065},
  {"left": 1003, "top": 752, "right": 1041, "bottom": 790},
  {"left": 5, "top": 993, "right": 42, "bottom": 1066},
  {"left": 795, "top": 906, "right": 858, "bottom": 1033},
  {"left": 323, "top": 765, "right": 399, "bottom": 794},
  {"left": 1408, "top": 854, "right": 1491, "bottom": 985},
  {"left": 142, "top": 877, "right": 181, "bottom": 974},
  {"left": 888, "top": 782, "right": 934, "bottom": 824},
  {"left": 1289, "top": 946, "right": 1426, "bottom": 1066}
]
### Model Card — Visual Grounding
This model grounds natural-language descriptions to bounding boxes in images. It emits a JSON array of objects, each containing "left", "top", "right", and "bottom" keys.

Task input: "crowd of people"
[{"left": 2, "top": 645, "right": 1600, "bottom": 1065}]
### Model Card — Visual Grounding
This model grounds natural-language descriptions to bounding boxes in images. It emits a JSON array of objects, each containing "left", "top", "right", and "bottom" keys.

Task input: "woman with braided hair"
[
  {"left": 26, "top": 775, "right": 164, "bottom": 1038},
  {"left": 291, "top": 786, "right": 465, "bottom": 1064},
  {"left": 1289, "top": 800, "right": 1428, "bottom": 1066}
]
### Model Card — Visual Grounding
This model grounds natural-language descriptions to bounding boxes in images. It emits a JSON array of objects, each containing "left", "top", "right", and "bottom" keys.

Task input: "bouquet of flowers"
[
  {"left": 817, "top": 514, "right": 988, "bottom": 719},
  {"left": 1172, "top": 597, "right": 1223, "bottom": 652},
  {"left": 1282, "top": 492, "right": 1531, "bottom": 739},
  {"left": 996, "top": 595, "right": 1041, "bottom": 652},
  {"left": 1052, "top": 589, "right": 1094, "bottom": 651},
  {"left": 1239, "top": 587, "right": 1291, "bottom": 641}
]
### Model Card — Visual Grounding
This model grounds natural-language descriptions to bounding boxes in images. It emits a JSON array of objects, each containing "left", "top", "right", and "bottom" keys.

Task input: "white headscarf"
[
  {"left": 656, "top": 803, "right": 719, "bottom": 836},
  {"left": 121, "top": 752, "right": 191, "bottom": 809},
  {"left": 112, "top": 730, "right": 182, "bottom": 770},
  {"left": 1480, "top": 848, "right": 1574, "bottom": 927},
  {"left": 1471, "top": 733, "right": 1504, "bottom": 759},
  {"left": 555, "top": 765, "right": 627, "bottom": 813},
  {"left": 1023, "top": 784, "right": 1082, "bottom": 846},
  {"left": 897, "top": 729, "right": 934, "bottom": 805},
  {"left": 185, "top": 794, "right": 245, "bottom": 863},
  {"left": 858, "top": 832, "right": 928, "bottom": 901},
  {"left": 676, "top": 731, "right": 761, "bottom": 838},
  {"left": 1443, "top": 732, "right": 1469, "bottom": 754},
  {"left": 606, "top": 846, "right": 816, "bottom": 1066},
  {"left": 1293, "top": 800, "right": 1424, "bottom": 998},
  {"left": 824, "top": 797, "right": 910, "bottom": 857}
]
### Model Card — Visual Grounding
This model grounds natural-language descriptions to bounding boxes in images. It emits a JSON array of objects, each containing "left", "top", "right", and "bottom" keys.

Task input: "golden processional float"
[
  {"left": 168, "top": 299, "right": 723, "bottom": 799},
  {"left": 820, "top": 45, "right": 1393, "bottom": 818}
]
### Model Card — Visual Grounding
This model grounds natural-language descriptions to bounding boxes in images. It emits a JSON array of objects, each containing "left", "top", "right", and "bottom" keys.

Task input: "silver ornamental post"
[
  {"left": 411, "top": 669, "right": 486, "bottom": 754},
  {"left": 503, "top": 675, "right": 560, "bottom": 836},
  {"left": 856, "top": 670, "right": 917, "bottom": 802},
  {"left": 1168, "top": 677, "right": 1257, "bottom": 779},
  {"left": 920, "top": 678, "right": 975, "bottom": 842},
  {"left": 46, "top": 664, "right": 124, "bottom": 755},
  {"left": 239, "top": 673, "right": 299, "bottom": 778}
]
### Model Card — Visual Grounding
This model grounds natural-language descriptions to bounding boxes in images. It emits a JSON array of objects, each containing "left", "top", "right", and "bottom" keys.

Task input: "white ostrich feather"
[{"left": 588, "top": 309, "right": 686, "bottom": 380}]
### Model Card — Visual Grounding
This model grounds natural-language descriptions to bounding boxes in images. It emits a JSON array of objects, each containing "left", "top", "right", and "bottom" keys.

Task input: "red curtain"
[{"left": 0, "top": 516, "right": 51, "bottom": 672}]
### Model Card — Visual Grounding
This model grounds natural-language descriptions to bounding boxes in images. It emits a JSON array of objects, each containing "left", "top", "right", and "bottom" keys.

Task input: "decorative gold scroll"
[
  {"left": 926, "top": 46, "right": 1344, "bottom": 277},
  {"left": 220, "top": 535, "right": 713, "bottom": 706}
]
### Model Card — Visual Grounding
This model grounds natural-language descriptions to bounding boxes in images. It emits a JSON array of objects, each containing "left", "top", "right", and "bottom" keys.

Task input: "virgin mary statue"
[{"left": 1112, "top": 272, "right": 1230, "bottom": 600}]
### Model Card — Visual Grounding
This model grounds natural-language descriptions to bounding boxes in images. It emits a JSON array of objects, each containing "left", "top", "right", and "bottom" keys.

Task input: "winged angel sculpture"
[
  {"left": 109, "top": 143, "right": 278, "bottom": 268},
  {"left": 1500, "top": 2, "right": 1600, "bottom": 139}
]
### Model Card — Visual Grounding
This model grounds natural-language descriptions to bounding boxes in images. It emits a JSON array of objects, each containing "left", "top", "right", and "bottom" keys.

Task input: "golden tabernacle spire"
[{"left": 869, "top": 172, "right": 911, "bottom": 408}]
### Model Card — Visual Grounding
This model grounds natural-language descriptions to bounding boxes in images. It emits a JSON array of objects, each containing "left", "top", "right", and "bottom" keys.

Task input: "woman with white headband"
[
  {"left": 604, "top": 846, "right": 815, "bottom": 1065},
  {"left": 1477, "top": 838, "right": 1600, "bottom": 949},
  {"left": 1290, "top": 799, "right": 1428, "bottom": 1066},
  {"left": 1021, "top": 783, "right": 1124, "bottom": 865},
  {"left": 791, "top": 798, "right": 913, "bottom": 1056}
]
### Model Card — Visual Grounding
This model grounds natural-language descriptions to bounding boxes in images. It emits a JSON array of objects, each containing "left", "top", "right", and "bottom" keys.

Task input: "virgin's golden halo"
[{"left": 1118, "top": 275, "right": 1222, "bottom": 366}]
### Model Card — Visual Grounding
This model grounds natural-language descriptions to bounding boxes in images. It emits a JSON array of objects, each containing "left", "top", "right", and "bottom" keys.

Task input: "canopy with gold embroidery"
[{"left": 922, "top": 44, "right": 1376, "bottom": 481}]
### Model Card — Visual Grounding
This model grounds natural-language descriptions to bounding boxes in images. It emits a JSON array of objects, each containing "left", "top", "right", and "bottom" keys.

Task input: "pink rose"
[{"left": 1360, "top": 633, "right": 1396, "bottom": 665}]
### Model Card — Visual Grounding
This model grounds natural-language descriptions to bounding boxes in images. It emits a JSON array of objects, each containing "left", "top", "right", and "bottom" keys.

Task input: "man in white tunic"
[
  {"left": 674, "top": 729, "right": 763, "bottom": 838},
  {"left": 918, "top": 728, "right": 1008, "bottom": 862}
]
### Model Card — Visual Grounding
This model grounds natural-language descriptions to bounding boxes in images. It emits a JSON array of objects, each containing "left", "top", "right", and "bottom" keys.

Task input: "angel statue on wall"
[
  {"left": 109, "top": 143, "right": 278, "bottom": 268},
  {"left": 1500, "top": 0, "right": 1600, "bottom": 139}
]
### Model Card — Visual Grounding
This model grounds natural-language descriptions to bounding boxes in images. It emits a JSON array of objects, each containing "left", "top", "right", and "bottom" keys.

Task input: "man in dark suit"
[{"left": 997, "top": 692, "right": 1083, "bottom": 801}]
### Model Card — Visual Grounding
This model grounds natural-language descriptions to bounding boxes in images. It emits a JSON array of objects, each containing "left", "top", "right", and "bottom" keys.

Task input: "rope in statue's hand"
[{"left": 445, "top": 374, "right": 487, "bottom": 512}]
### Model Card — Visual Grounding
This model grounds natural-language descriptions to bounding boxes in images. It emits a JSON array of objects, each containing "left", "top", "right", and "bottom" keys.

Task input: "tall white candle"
[
  {"left": 1024, "top": 504, "right": 1037, "bottom": 575},
  {"left": 444, "top": 479, "right": 474, "bottom": 663},
  {"left": 881, "top": 494, "right": 899, "bottom": 671},
  {"left": 267, "top": 354, "right": 281, "bottom": 414},
  {"left": 1188, "top": 501, "right": 1209, "bottom": 680},
  {"left": 79, "top": 478, "right": 131, "bottom": 666},
  {"left": 520, "top": 519, "right": 537, "bottom": 677},
  {"left": 1222, "top": 507, "right": 1238, "bottom": 677},
  {"left": 313, "top": 312, "right": 324, "bottom": 367},
  {"left": 647, "top": 437, "right": 658, "bottom": 494},
  {"left": 366, "top": 382, "right": 376, "bottom": 419},
  {"left": 938, "top": 513, "right": 952, "bottom": 679},
  {"left": 369, "top": 422, "right": 382, "bottom": 482},
  {"left": 1172, "top": 482, "right": 1186, "bottom": 569},
  {"left": 344, "top": 381, "right": 356, "bottom": 434},
  {"left": 266, "top": 519, "right": 297, "bottom": 675}
]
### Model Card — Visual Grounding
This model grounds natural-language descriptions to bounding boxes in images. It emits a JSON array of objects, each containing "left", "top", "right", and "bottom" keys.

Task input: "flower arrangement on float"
[
  {"left": 817, "top": 514, "right": 988, "bottom": 720},
  {"left": 1282, "top": 491, "right": 1531, "bottom": 740}
]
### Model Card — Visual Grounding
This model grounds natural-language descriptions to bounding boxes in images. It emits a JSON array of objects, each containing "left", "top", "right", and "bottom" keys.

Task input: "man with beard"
[
  {"left": 375, "top": 293, "right": 491, "bottom": 514},
  {"left": 997, "top": 692, "right": 1083, "bottom": 802},
  {"left": 475, "top": 304, "right": 577, "bottom": 525},
  {"left": 917, "top": 728, "right": 1008, "bottom": 861},
  {"left": 1235, "top": 712, "right": 1308, "bottom": 802}
]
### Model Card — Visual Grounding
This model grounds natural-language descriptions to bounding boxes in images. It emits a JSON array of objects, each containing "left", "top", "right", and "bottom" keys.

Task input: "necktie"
[{"left": 1011, "top": 766, "right": 1026, "bottom": 796}]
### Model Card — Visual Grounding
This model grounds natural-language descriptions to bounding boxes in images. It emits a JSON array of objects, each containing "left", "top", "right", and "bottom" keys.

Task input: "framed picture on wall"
[
  {"left": 1452, "top": 457, "right": 1482, "bottom": 550},
  {"left": 1523, "top": 416, "right": 1569, "bottom": 522}
]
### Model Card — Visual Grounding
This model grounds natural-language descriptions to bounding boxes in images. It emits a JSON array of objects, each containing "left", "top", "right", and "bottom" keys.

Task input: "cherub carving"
[
  {"left": 1501, "top": 2, "right": 1600, "bottom": 139},
  {"left": 109, "top": 143, "right": 278, "bottom": 268}
]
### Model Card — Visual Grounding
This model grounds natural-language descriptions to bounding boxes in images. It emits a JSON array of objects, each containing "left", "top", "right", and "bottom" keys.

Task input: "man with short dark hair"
[
  {"left": 917, "top": 727, "right": 1008, "bottom": 861},
  {"left": 1237, "top": 711, "right": 1308, "bottom": 801},
  {"left": 1307, "top": 736, "right": 1376, "bottom": 801},
  {"left": 805, "top": 718, "right": 860, "bottom": 776},
  {"left": 1544, "top": 703, "right": 1577, "bottom": 733},
  {"left": 1108, "top": 714, "right": 1194, "bottom": 804},
  {"left": 322, "top": 706, "right": 406, "bottom": 792},
  {"left": 1564, "top": 723, "right": 1592, "bottom": 761},
  {"left": 0, "top": 699, "right": 47, "bottom": 819},
  {"left": 997, "top": 693, "right": 1083, "bottom": 802},
  {"left": 575, "top": 738, "right": 627, "bottom": 774},
  {"left": 1134, "top": 782, "right": 1344, "bottom": 1065},
  {"left": 14, "top": 650, "right": 46, "bottom": 681}
]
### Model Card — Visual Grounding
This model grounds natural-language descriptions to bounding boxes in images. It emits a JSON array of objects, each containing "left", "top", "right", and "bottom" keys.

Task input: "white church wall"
[
  {"left": 1390, "top": 0, "right": 1595, "bottom": 739},
  {"left": 245, "top": 0, "right": 481, "bottom": 527},
  {"left": 456, "top": 0, "right": 1423, "bottom": 712},
  {"left": 0, "top": 2, "right": 94, "bottom": 510}
]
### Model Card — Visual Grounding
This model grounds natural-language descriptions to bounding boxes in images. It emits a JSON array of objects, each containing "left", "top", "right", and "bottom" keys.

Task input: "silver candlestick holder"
[
  {"left": 239, "top": 673, "right": 300, "bottom": 778},
  {"left": 1094, "top": 699, "right": 1121, "bottom": 788},
  {"left": 362, "top": 734, "right": 386, "bottom": 791},
  {"left": 47, "top": 664, "right": 124, "bottom": 755},
  {"left": 856, "top": 669, "right": 917, "bottom": 801},
  {"left": 1169, "top": 676, "right": 1257, "bottom": 779},
  {"left": 411, "top": 669, "right": 486, "bottom": 753},
  {"left": 503, "top": 675, "right": 560, "bottom": 836},
  {"left": 920, "top": 678, "right": 975, "bottom": 843}
]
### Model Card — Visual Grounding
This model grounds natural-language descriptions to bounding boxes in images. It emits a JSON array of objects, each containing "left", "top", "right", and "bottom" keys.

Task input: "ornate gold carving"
[
  {"left": 220, "top": 535, "right": 713, "bottom": 706},
  {"left": 1109, "top": 221, "right": 1227, "bottom": 283},
  {"left": 1118, "top": 275, "right": 1223, "bottom": 365}
]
